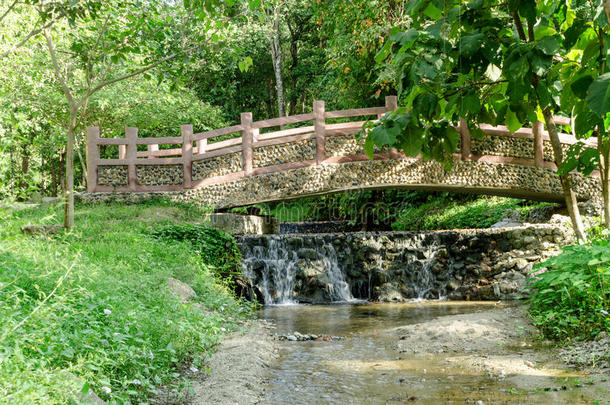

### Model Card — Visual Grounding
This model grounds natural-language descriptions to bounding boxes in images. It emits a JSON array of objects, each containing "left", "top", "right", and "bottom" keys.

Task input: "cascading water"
[{"left": 241, "top": 235, "right": 353, "bottom": 305}]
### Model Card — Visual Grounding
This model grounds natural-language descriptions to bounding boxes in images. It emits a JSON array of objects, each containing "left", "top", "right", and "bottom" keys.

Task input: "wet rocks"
[
  {"left": 240, "top": 224, "right": 569, "bottom": 304},
  {"left": 276, "top": 331, "right": 344, "bottom": 342}
]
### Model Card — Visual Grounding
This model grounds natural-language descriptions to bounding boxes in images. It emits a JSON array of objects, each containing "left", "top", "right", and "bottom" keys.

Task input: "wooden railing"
[{"left": 86, "top": 96, "right": 598, "bottom": 193}]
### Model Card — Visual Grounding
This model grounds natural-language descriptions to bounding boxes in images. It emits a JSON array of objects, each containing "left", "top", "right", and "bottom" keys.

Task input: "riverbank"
[{"left": 188, "top": 319, "right": 278, "bottom": 404}]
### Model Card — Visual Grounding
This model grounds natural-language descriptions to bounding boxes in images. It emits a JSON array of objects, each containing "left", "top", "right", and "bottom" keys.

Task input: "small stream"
[{"left": 259, "top": 302, "right": 601, "bottom": 405}]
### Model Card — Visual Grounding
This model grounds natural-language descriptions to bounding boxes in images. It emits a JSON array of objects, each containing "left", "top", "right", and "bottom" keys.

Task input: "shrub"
[
  {"left": 527, "top": 239, "right": 610, "bottom": 341},
  {"left": 152, "top": 224, "right": 242, "bottom": 285}
]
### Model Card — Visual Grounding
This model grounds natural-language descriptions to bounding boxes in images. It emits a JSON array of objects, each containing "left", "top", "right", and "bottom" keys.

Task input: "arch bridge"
[{"left": 84, "top": 96, "right": 601, "bottom": 208}]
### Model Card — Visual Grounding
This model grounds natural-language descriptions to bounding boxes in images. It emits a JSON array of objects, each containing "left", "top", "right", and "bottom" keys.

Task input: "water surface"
[{"left": 259, "top": 302, "right": 605, "bottom": 405}]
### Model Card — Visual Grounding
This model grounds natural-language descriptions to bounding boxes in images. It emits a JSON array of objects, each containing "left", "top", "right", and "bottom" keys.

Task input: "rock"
[
  {"left": 21, "top": 224, "right": 62, "bottom": 236},
  {"left": 167, "top": 277, "right": 197, "bottom": 303},
  {"left": 286, "top": 335, "right": 297, "bottom": 341},
  {"left": 297, "top": 248, "right": 319, "bottom": 260},
  {"left": 447, "top": 280, "right": 460, "bottom": 291}
]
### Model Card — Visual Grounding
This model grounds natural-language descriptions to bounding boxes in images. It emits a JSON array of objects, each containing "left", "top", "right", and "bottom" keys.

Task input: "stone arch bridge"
[{"left": 84, "top": 96, "right": 601, "bottom": 208}]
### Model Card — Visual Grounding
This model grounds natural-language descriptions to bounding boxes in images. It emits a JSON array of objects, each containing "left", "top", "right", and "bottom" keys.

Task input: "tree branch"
[
  {"left": 511, "top": 9, "right": 527, "bottom": 41},
  {"left": 44, "top": 29, "right": 76, "bottom": 109},
  {"left": 0, "top": 0, "right": 20, "bottom": 24},
  {"left": 0, "top": 9, "right": 66, "bottom": 60}
]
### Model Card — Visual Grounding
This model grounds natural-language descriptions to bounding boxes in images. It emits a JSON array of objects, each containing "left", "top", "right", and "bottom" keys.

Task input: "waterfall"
[{"left": 240, "top": 235, "right": 353, "bottom": 305}]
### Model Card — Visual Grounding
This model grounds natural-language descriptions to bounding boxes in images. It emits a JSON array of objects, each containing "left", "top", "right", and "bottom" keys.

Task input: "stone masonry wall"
[
  {"left": 83, "top": 158, "right": 603, "bottom": 208},
  {"left": 238, "top": 225, "right": 566, "bottom": 303},
  {"left": 97, "top": 166, "right": 128, "bottom": 186},
  {"left": 471, "top": 136, "right": 534, "bottom": 159},
  {"left": 192, "top": 152, "right": 242, "bottom": 181},
  {"left": 136, "top": 164, "right": 182, "bottom": 186},
  {"left": 253, "top": 139, "right": 315, "bottom": 168}
]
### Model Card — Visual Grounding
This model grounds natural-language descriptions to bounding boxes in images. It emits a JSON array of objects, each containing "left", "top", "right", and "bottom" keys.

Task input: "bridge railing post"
[
  {"left": 126, "top": 127, "right": 138, "bottom": 191},
  {"left": 459, "top": 118, "right": 472, "bottom": 161},
  {"left": 385, "top": 96, "right": 399, "bottom": 159},
  {"left": 147, "top": 144, "right": 159, "bottom": 158},
  {"left": 314, "top": 100, "right": 325, "bottom": 164},
  {"left": 182, "top": 124, "right": 193, "bottom": 188},
  {"left": 533, "top": 120, "right": 544, "bottom": 167},
  {"left": 86, "top": 126, "right": 99, "bottom": 192},
  {"left": 241, "top": 112, "right": 254, "bottom": 174}
]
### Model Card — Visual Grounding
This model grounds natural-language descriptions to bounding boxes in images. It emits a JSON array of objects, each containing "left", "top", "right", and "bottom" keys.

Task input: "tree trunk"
[
  {"left": 599, "top": 136, "right": 610, "bottom": 228},
  {"left": 269, "top": 12, "right": 285, "bottom": 118},
  {"left": 542, "top": 107, "right": 587, "bottom": 242},
  {"left": 75, "top": 134, "right": 87, "bottom": 190},
  {"left": 41, "top": 156, "right": 46, "bottom": 197},
  {"left": 64, "top": 113, "right": 76, "bottom": 229}
]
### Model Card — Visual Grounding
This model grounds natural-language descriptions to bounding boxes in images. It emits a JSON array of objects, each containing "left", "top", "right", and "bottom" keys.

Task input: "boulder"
[{"left": 167, "top": 277, "right": 197, "bottom": 303}]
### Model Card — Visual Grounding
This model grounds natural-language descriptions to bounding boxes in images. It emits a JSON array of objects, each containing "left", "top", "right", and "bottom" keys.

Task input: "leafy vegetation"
[
  {"left": 152, "top": 223, "right": 242, "bottom": 286},
  {"left": 247, "top": 190, "right": 551, "bottom": 231},
  {"left": 392, "top": 196, "right": 551, "bottom": 231},
  {"left": 528, "top": 238, "right": 610, "bottom": 341},
  {"left": 0, "top": 201, "right": 249, "bottom": 403}
]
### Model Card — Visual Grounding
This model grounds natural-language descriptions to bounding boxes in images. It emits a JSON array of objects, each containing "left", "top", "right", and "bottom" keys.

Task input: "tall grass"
[{"left": 0, "top": 200, "right": 248, "bottom": 403}]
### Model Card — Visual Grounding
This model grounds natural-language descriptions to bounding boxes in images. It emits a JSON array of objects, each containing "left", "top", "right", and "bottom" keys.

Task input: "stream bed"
[{"left": 258, "top": 301, "right": 609, "bottom": 404}]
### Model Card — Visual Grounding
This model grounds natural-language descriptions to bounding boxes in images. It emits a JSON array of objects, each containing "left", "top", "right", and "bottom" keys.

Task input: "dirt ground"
[{"left": 188, "top": 320, "right": 278, "bottom": 405}]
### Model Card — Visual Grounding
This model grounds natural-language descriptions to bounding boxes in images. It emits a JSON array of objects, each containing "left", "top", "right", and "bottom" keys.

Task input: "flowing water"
[{"left": 259, "top": 302, "right": 606, "bottom": 405}]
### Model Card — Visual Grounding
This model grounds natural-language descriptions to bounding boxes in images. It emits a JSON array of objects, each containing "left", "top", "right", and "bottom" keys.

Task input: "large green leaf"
[
  {"left": 586, "top": 72, "right": 610, "bottom": 117},
  {"left": 506, "top": 109, "right": 522, "bottom": 133},
  {"left": 570, "top": 75, "right": 593, "bottom": 99},
  {"left": 400, "top": 127, "right": 425, "bottom": 157}
]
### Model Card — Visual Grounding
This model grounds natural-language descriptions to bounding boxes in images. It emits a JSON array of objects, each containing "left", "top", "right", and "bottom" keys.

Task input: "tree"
[
  {"left": 39, "top": 0, "right": 235, "bottom": 228},
  {"left": 361, "top": 0, "right": 591, "bottom": 241}
]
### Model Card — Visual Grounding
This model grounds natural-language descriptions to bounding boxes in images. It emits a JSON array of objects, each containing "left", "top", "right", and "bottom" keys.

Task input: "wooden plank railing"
[{"left": 86, "top": 96, "right": 598, "bottom": 193}]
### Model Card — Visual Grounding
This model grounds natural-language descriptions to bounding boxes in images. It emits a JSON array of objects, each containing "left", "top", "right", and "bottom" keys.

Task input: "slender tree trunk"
[
  {"left": 75, "top": 134, "right": 87, "bottom": 190},
  {"left": 269, "top": 11, "right": 285, "bottom": 118},
  {"left": 64, "top": 113, "right": 76, "bottom": 228},
  {"left": 51, "top": 158, "right": 58, "bottom": 197},
  {"left": 542, "top": 107, "right": 587, "bottom": 242},
  {"left": 41, "top": 156, "right": 46, "bottom": 197},
  {"left": 599, "top": 136, "right": 610, "bottom": 228}
]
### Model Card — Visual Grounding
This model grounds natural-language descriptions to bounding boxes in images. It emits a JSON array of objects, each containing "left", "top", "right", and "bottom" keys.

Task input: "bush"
[
  {"left": 528, "top": 238, "right": 610, "bottom": 341},
  {"left": 152, "top": 224, "right": 242, "bottom": 285}
]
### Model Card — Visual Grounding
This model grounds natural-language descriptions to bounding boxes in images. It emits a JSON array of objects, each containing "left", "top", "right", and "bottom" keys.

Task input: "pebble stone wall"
[
  {"left": 97, "top": 166, "right": 128, "bottom": 186},
  {"left": 471, "top": 136, "right": 534, "bottom": 159},
  {"left": 192, "top": 152, "right": 242, "bottom": 181},
  {"left": 136, "top": 164, "right": 183, "bottom": 186},
  {"left": 83, "top": 157, "right": 602, "bottom": 209},
  {"left": 325, "top": 134, "right": 365, "bottom": 157},
  {"left": 253, "top": 139, "right": 315, "bottom": 167}
]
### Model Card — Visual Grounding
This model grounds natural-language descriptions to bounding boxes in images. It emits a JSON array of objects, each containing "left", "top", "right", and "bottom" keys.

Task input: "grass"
[
  {"left": 392, "top": 195, "right": 552, "bottom": 230},
  {"left": 0, "top": 199, "right": 249, "bottom": 404}
]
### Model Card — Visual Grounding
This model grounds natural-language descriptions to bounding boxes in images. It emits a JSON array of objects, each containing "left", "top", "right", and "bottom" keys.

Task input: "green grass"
[
  {"left": 392, "top": 196, "right": 552, "bottom": 230},
  {"left": 0, "top": 200, "right": 249, "bottom": 404}
]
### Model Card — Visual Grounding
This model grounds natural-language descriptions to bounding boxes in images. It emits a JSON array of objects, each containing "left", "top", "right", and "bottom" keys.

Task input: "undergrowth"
[
  {"left": 392, "top": 196, "right": 551, "bottom": 230},
  {"left": 0, "top": 200, "right": 248, "bottom": 404},
  {"left": 152, "top": 223, "right": 242, "bottom": 286},
  {"left": 528, "top": 237, "right": 610, "bottom": 341}
]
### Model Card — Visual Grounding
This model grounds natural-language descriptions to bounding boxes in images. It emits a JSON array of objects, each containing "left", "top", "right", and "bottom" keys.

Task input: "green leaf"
[
  {"left": 423, "top": 2, "right": 443, "bottom": 19},
  {"left": 400, "top": 127, "right": 425, "bottom": 156},
  {"left": 536, "top": 36, "right": 560, "bottom": 55},
  {"left": 519, "top": 0, "right": 537, "bottom": 25},
  {"left": 570, "top": 75, "right": 594, "bottom": 99},
  {"left": 460, "top": 93, "right": 481, "bottom": 115},
  {"left": 364, "top": 134, "right": 375, "bottom": 159},
  {"left": 586, "top": 72, "right": 610, "bottom": 117},
  {"left": 459, "top": 32, "right": 484, "bottom": 55},
  {"left": 506, "top": 109, "right": 522, "bottom": 133}
]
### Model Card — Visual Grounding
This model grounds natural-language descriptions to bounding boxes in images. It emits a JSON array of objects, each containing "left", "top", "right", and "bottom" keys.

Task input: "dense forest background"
[{"left": 0, "top": 0, "right": 404, "bottom": 201}]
